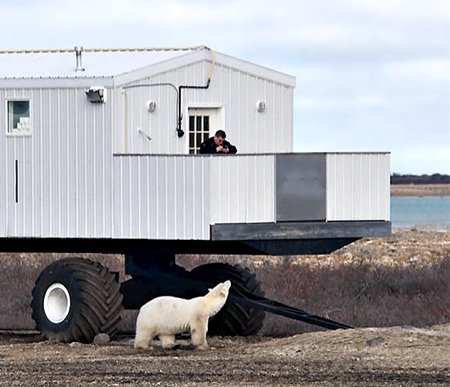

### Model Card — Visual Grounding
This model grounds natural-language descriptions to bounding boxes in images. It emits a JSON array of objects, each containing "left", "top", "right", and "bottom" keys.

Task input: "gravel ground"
[{"left": 1, "top": 324, "right": 449, "bottom": 386}]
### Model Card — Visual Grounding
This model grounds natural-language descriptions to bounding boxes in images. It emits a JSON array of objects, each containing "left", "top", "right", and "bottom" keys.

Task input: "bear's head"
[{"left": 208, "top": 280, "right": 231, "bottom": 299}]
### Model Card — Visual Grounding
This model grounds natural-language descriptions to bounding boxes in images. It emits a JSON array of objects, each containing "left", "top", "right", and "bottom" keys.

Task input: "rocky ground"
[{"left": 0, "top": 324, "right": 449, "bottom": 386}]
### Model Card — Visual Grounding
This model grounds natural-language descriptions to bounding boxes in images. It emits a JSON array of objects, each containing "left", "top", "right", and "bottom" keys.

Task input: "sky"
[{"left": 1, "top": 0, "right": 449, "bottom": 174}]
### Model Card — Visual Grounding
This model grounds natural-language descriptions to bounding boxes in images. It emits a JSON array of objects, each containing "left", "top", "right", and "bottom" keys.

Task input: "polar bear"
[{"left": 134, "top": 280, "right": 231, "bottom": 350}]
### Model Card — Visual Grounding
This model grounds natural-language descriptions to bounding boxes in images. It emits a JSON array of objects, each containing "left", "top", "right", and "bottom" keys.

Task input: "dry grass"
[
  {"left": 391, "top": 184, "right": 450, "bottom": 197},
  {"left": 0, "top": 231, "right": 449, "bottom": 337},
  {"left": 256, "top": 258, "right": 449, "bottom": 336}
]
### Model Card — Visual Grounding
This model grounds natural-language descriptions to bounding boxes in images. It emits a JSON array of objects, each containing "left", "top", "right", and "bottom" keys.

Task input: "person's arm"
[
  {"left": 224, "top": 141, "right": 237, "bottom": 154},
  {"left": 199, "top": 143, "right": 208, "bottom": 154},
  {"left": 199, "top": 138, "right": 213, "bottom": 154}
]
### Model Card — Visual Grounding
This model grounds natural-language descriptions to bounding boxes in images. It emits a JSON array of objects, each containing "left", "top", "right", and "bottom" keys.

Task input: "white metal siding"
[
  {"left": 209, "top": 63, "right": 293, "bottom": 154},
  {"left": 113, "top": 155, "right": 211, "bottom": 239},
  {"left": 114, "top": 60, "right": 294, "bottom": 155},
  {"left": 210, "top": 155, "right": 275, "bottom": 225},
  {"left": 3, "top": 147, "right": 390, "bottom": 240},
  {"left": 326, "top": 153, "right": 390, "bottom": 221},
  {"left": 1, "top": 49, "right": 298, "bottom": 240},
  {"left": 2, "top": 88, "right": 34, "bottom": 237},
  {"left": 0, "top": 90, "right": 4, "bottom": 236},
  {"left": 113, "top": 155, "right": 276, "bottom": 240},
  {"left": 115, "top": 73, "right": 180, "bottom": 155},
  {"left": 2, "top": 87, "right": 113, "bottom": 238}
]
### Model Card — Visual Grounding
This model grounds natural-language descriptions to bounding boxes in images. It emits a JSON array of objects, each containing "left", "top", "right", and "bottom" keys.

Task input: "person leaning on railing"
[{"left": 199, "top": 130, "right": 237, "bottom": 154}]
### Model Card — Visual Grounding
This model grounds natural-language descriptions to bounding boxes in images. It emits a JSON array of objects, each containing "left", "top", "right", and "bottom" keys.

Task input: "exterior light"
[
  {"left": 256, "top": 100, "right": 266, "bottom": 112},
  {"left": 147, "top": 101, "right": 157, "bottom": 113},
  {"left": 85, "top": 86, "right": 106, "bottom": 103}
]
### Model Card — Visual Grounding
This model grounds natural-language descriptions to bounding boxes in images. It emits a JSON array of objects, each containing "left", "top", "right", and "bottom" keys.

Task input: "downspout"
[
  {"left": 122, "top": 83, "right": 179, "bottom": 147},
  {"left": 123, "top": 91, "right": 129, "bottom": 153},
  {"left": 176, "top": 46, "right": 216, "bottom": 138}
]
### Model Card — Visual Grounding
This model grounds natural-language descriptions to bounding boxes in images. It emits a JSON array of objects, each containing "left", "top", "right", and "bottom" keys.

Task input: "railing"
[{"left": 113, "top": 152, "right": 390, "bottom": 240}]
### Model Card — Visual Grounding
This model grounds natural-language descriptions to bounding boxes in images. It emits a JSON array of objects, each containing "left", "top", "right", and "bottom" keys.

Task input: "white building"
[{"left": 0, "top": 46, "right": 390, "bottom": 245}]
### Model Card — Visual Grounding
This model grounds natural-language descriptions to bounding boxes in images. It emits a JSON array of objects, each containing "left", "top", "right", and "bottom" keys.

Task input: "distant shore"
[{"left": 391, "top": 184, "right": 450, "bottom": 197}]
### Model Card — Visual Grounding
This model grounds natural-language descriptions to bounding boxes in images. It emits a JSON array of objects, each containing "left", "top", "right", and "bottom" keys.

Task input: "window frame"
[
  {"left": 186, "top": 106, "right": 223, "bottom": 154},
  {"left": 188, "top": 113, "right": 211, "bottom": 154},
  {"left": 6, "top": 99, "right": 32, "bottom": 136}
]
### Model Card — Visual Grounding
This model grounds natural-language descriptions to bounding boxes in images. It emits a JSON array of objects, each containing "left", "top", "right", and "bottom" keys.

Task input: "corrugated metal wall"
[
  {"left": 2, "top": 137, "right": 389, "bottom": 239},
  {"left": 2, "top": 56, "right": 293, "bottom": 239},
  {"left": 113, "top": 155, "right": 210, "bottom": 239},
  {"left": 0, "top": 90, "right": 4, "bottom": 236},
  {"left": 114, "top": 60, "right": 294, "bottom": 155},
  {"left": 1, "top": 58, "right": 389, "bottom": 240},
  {"left": 112, "top": 153, "right": 390, "bottom": 241},
  {"left": 326, "top": 153, "right": 390, "bottom": 221},
  {"left": 115, "top": 72, "right": 181, "bottom": 155},
  {"left": 205, "top": 63, "right": 293, "bottom": 154},
  {"left": 112, "top": 154, "right": 276, "bottom": 240},
  {"left": 1, "top": 87, "right": 114, "bottom": 238},
  {"left": 210, "top": 155, "right": 275, "bottom": 224}
]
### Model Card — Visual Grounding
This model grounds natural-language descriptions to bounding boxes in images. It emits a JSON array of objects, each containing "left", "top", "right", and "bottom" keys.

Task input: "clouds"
[
  {"left": 1, "top": 0, "right": 449, "bottom": 173},
  {"left": 383, "top": 59, "right": 450, "bottom": 83}
]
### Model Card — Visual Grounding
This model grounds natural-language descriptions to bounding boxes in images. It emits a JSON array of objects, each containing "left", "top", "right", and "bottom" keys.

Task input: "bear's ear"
[{"left": 224, "top": 280, "right": 231, "bottom": 289}]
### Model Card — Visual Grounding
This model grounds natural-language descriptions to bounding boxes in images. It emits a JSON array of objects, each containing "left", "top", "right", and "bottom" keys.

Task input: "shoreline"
[{"left": 390, "top": 184, "right": 450, "bottom": 197}]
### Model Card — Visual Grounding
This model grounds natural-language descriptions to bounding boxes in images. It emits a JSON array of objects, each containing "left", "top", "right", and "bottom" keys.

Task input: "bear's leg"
[
  {"left": 191, "top": 316, "right": 209, "bottom": 350},
  {"left": 134, "top": 327, "right": 157, "bottom": 350},
  {"left": 159, "top": 334, "right": 177, "bottom": 349}
]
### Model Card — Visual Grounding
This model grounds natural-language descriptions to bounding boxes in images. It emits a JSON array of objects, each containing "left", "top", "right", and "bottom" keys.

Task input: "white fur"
[{"left": 134, "top": 280, "right": 231, "bottom": 350}]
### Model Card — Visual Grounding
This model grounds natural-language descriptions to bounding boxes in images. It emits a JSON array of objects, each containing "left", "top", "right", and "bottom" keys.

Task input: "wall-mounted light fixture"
[
  {"left": 256, "top": 100, "right": 266, "bottom": 112},
  {"left": 147, "top": 100, "right": 157, "bottom": 113},
  {"left": 85, "top": 86, "right": 106, "bottom": 103}
]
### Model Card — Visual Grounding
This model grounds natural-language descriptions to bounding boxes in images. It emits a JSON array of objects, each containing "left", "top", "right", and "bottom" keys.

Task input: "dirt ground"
[{"left": 1, "top": 324, "right": 449, "bottom": 386}]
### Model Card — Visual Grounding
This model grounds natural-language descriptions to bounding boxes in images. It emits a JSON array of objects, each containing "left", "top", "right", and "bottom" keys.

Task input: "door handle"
[{"left": 15, "top": 159, "right": 18, "bottom": 203}]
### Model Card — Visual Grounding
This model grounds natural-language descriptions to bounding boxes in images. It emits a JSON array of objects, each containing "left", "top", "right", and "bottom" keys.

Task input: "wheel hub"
[{"left": 43, "top": 283, "right": 71, "bottom": 324}]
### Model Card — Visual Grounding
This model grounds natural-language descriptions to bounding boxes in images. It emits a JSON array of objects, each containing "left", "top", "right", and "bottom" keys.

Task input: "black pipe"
[
  {"left": 122, "top": 83, "right": 179, "bottom": 132},
  {"left": 177, "top": 79, "right": 211, "bottom": 138},
  {"left": 122, "top": 79, "right": 211, "bottom": 139},
  {"left": 124, "top": 262, "right": 353, "bottom": 330}
]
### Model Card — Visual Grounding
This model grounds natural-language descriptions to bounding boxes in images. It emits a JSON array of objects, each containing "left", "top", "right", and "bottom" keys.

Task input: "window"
[
  {"left": 8, "top": 100, "right": 30, "bottom": 133},
  {"left": 189, "top": 114, "right": 210, "bottom": 154}
]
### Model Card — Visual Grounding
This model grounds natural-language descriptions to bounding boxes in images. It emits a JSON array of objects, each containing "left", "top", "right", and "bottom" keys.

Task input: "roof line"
[
  {"left": 0, "top": 45, "right": 216, "bottom": 85},
  {"left": 0, "top": 45, "right": 211, "bottom": 55}
]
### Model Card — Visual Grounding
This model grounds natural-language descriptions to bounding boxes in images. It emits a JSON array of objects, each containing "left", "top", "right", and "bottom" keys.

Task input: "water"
[{"left": 391, "top": 196, "right": 450, "bottom": 230}]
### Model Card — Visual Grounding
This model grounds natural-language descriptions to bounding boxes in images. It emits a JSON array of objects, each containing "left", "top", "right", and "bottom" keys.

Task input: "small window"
[
  {"left": 188, "top": 114, "right": 210, "bottom": 154},
  {"left": 8, "top": 100, "right": 30, "bottom": 133}
]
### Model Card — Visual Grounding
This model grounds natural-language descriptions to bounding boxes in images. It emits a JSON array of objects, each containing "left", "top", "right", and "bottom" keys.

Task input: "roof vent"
[{"left": 74, "top": 46, "right": 85, "bottom": 72}]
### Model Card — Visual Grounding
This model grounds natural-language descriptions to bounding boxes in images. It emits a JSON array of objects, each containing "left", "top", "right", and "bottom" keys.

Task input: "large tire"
[
  {"left": 31, "top": 258, "right": 123, "bottom": 343},
  {"left": 190, "top": 262, "right": 265, "bottom": 336}
]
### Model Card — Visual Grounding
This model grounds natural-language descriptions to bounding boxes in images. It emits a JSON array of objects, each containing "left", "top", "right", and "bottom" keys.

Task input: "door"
[
  {"left": 4, "top": 99, "right": 33, "bottom": 237},
  {"left": 188, "top": 108, "right": 222, "bottom": 154}
]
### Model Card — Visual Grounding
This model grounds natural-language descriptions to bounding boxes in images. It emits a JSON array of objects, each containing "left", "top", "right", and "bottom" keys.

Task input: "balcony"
[{"left": 113, "top": 152, "right": 391, "bottom": 242}]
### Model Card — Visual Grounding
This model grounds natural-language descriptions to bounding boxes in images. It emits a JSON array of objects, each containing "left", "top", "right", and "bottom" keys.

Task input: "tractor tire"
[
  {"left": 31, "top": 258, "right": 123, "bottom": 343},
  {"left": 190, "top": 262, "right": 265, "bottom": 336}
]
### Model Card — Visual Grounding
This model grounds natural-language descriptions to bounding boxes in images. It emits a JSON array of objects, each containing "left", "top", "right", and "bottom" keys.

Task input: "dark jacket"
[{"left": 199, "top": 137, "right": 237, "bottom": 154}]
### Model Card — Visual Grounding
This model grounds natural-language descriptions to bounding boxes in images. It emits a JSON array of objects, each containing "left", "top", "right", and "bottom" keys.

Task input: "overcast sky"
[{"left": 1, "top": 0, "right": 449, "bottom": 174}]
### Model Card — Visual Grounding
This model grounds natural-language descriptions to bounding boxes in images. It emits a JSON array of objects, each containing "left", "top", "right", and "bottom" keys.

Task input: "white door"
[
  {"left": 4, "top": 99, "right": 33, "bottom": 237},
  {"left": 187, "top": 108, "right": 222, "bottom": 154}
]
